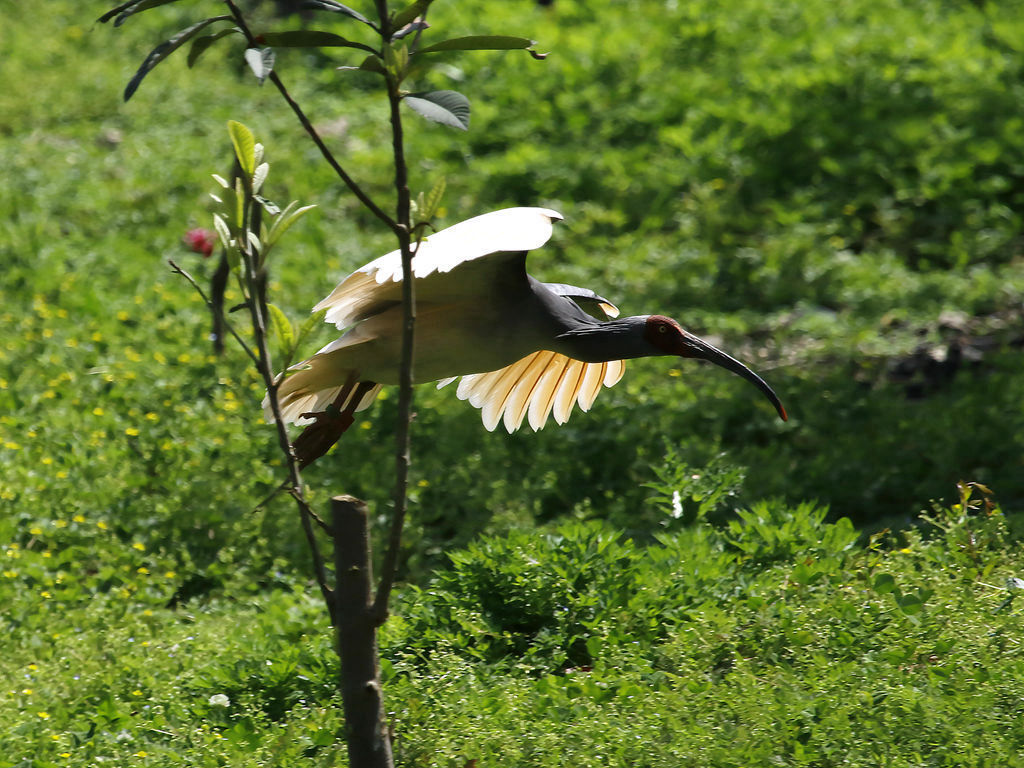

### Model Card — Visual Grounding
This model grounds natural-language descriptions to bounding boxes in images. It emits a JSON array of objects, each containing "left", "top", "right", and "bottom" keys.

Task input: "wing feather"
[
  {"left": 448, "top": 352, "right": 627, "bottom": 433},
  {"left": 503, "top": 351, "right": 561, "bottom": 433},
  {"left": 604, "top": 359, "right": 626, "bottom": 387},
  {"left": 470, "top": 355, "right": 538, "bottom": 430},
  {"left": 527, "top": 358, "right": 565, "bottom": 430},
  {"left": 552, "top": 359, "right": 587, "bottom": 425},
  {"left": 576, "top": 362, "right": 605, "bottom": 411},
  {"left": 314, "top": 208, "right": 562, "bottom": 329}
]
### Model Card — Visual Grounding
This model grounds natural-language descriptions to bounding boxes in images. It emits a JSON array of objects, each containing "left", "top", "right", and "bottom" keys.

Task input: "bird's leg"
[{"left": 292, "top": 373, "right": 377, "bottom": 468}]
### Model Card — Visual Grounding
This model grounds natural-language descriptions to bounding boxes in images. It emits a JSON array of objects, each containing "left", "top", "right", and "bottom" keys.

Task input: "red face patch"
[{"left": 643, "top": 315, "right": 686, "bottom": 355}]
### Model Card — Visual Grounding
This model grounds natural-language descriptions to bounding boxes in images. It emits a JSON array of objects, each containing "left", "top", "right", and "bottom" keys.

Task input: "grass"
[{"left": 3, "top": 0, "right": 1024, "bottom": 764}]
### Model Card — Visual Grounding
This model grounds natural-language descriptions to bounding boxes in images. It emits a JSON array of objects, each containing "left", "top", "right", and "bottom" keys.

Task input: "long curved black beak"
[{"left": 683, "top": 333, "right": 787, "bottom": 421}]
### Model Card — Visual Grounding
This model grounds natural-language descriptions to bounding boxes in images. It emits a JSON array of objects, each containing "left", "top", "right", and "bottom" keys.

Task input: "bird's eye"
[{"left": 658, "top": 323, "right": 668, "bottom": 333}]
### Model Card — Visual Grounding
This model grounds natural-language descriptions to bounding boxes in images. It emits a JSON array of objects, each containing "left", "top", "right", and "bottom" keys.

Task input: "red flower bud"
[{"left": 183, "top": 228, "right": 217, "bottom": 258}]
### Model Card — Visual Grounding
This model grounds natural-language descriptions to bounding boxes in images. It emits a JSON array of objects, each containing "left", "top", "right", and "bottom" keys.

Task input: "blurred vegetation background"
[
  {"left": 2, "top": 0, "right": 1024, "bottom": 763},
  {"left": 3, "top": 0, "right": 1022, "bottom": 572}
]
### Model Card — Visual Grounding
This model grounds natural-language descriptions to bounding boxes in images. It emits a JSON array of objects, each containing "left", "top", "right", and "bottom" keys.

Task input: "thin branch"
[
  {"left": 237, "top": 201, "right": 337, "bottom": 623},
  {"left": 372, "top": 68, "right": 414, "bottom": 624},
  {"left": 174, "top": 247, "right": 335, "bottom": 617},
  {"left": 222, "top": 0, "right": 398, "bottom": 233},
  {"left": 253, "top": 479, "right": 333, "bottom": 534},
  {"left": 168, "top": 258, "right": 258, "bottom": 364}
]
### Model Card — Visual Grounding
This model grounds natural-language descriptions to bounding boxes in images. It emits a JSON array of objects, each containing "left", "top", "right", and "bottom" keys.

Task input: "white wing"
[
  {"left": 440, "top": 352, "right": 626, "bottom": 433},
  {"left": 314, "top": 207, "right": 563, "bottom": 329}
]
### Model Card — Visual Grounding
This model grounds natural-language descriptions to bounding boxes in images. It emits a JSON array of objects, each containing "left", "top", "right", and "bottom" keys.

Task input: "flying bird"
[{"left": 265, "top": 207, "right": 786, "bottom": 466}]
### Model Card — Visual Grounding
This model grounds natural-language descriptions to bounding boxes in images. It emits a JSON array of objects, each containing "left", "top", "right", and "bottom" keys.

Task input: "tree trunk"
[{"left": 332, "top": 495, "right": 393, "bottom": 768}]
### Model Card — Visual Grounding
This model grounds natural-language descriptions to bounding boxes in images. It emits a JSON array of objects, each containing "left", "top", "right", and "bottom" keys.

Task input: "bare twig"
[
  {"left": 372, "top": 67, "right": 415, "bottom": 625},
  {"left": 236, "top": 194, "right": 337, "bottom": 622},
  {"left": 222, "top": 0, "right": 398, "bottom": 234},
  {"left": 168, "top": 259, "right": 258, "bottom": 364}
]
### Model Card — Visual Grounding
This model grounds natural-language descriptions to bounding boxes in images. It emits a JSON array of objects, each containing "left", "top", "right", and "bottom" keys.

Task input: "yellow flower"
[
  {"left": 22, "top": 688, "right": 32, "bottom": 695},
  {"left": 132, "top": 542, "right": 145, "bottom": 551},
  {"left": 28, "top": 664, "right": 37, "bottom": 671},
  {"left": 93, "top": 407, "right": 104, "bottom": 416},
  {"left": 29, "top": 527, "right": 43, "bottom": 535},
  {"left": 40, "top": 591, "right": 52, "bottom": 599},
  {"left": 37, "top": 711, "right": 49, "bottom": 719},
  {"left": 72, "top": 514, "right": 85, "bottom": 523},
  {"left": 137, "top": 567, "right": 149, "bottom": 575},
  {"left": 97, "top": 521, "right": 108, "bottom": 530},
  {"left": 125, "top": 427, "right": 140, "bottom": 437}
]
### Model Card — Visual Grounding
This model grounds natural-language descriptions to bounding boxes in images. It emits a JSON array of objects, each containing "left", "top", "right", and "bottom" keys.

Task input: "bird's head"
[{"left": 643, "top": 315, "right": 788, "bottom": 421}]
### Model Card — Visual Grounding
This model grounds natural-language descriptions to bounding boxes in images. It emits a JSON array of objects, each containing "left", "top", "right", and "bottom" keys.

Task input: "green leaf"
[
  {"left": 245, "top": 230, "right": 261, "bottom": 255},
  {"left": 289, "top": 309, "right": 328, "bottom": 367},
  {"left": 338, "top": 55, "right": 386, "bottom": 75},
  {"left": 98, "top": 0, "right": 182, "bottom": 24},
  {"left": 391, "top": 0, "right": 431, "bottom": 30},
  {"left": 872, "top": 573, "right": 896, "bottom": 594},
  {"left": 417, "top": 35, "right": 536, "bottom": 54},
  {"left": 227, "top": 121, "right": 256, "bottom": 177},
  {"left": 267, "top": 304, "right": 295, "bottom": 360},
  {"left": 252, "top": 162, "right": 269, "bottom": 195},
  {"left": 422, "top": 177, "right": 446, "bottom": 219},
  {"left": 255, "top": 195, "right": 281, "bottom": 216},
  {"left": 403, "top": 90, "right": 470, "bottom": 131},
  {"left": 897, "top": 594, "right": 924, "bottom": 616},
  {"left": 265, "top": 201, "right": 317, "bottom": 248},
  {"left": 233, "top": 176, "right": 246, "bottom": 228},
  {"left": 298, "top": 0, "right": 373, "bottom": 26},
  {"left": 257, "top": 30, "right": 376, "bottom": 54},
  {"left": 123, "top": 16, "right": 232, "bottom": 101},
  {"left": 187, "top": 28, "right": 240, "bottom": 68},
  {"left": 244, "top": 47, "right": 275, "bottom": 85},
  {"left": 99, "top": 1, "right": 142, "bottom": 23},
  {"left": 383, "top": 42, "right": 410, "bottom": 78},
  {"left": 212, "top": 213, "right": 232, "bottom": 251},
  {"left": 298, "top": 309, "right": 328, "bottom": 339}
]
